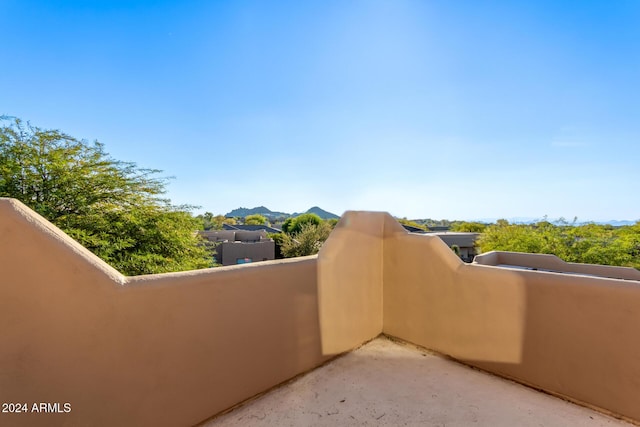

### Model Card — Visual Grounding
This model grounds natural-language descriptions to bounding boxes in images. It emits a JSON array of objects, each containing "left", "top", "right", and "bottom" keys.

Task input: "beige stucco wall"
[
  {"left": 383, "top": 229, "right": 640, "bottom": 422},
  {"left": 2, "top": 199, "right": 640, "bottom": 424},
  {"left": 0, "top": 199, "right": 331, "bottom": 426},
  {"left": 475, "top": 250, "right": 640, "bottom": 281},
  {"left": 0, "top": 200, "right": 391, "bottom": 426},
  {"left": 316, "top": 212, "right": 405, "bottom": 354},
  {"left": 383, "top": 234, "right": 527, "bottom": 364}
]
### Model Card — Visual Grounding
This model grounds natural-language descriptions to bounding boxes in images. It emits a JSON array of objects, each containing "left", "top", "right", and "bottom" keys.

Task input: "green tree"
[
  {"left": 565, "top": 223, "right": 635, "bottom": 267},
  {"left": 244, "top": 214, "right": 269, "bottom": 225},
  {"left": 478, "top": 220, "right": 567, "bottom": 256},
  {"left": 618, "top": 222, "right": 640, "bottom": 269},
  {"left": 224, "top": 217, "right": 237, "bottom": 226},
  {"left": 281, "top": 217, "right": 295, "bottom": 233},
  {"left": 451, "top": 221, "right": 487, "bottom": 233},
  {"left": 478, "top": 219, "right": 640, "bottom": 271},
  {"left": 268, "top": 232, "right": 286, "bottom": 259},
  {"left": 198, "top": 212, "right": 214, "bottom": 230},
  {"left": 281, "top": 221, "right": 332, "bottom": 258},
  {"left": 0, "top": 117, "right": 211, "bottom": 275},
  {"left": 197, "top": 213, "right": 236, "bottom": 230},
  {"left": 326, "top": 218, "right": 339, "bottom": 228},
  {"left": 284, "top": 213, "right": 323, "bottom": 235}
]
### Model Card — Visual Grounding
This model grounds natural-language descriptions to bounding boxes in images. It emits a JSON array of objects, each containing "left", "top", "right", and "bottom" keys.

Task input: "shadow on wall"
[
  {"left": 316, "top": 211, "right": 392, "bottom": 354},
  {"left": 383, "top": 230, "right": 640, "bottom": 423},
  {"left": 383, "top": 233, "right": 527, "bottom": 364}
]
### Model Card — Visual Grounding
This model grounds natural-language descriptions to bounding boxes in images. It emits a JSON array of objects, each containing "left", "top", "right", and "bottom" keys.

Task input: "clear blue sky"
[{"left": 2, "top": 0, "right": 639, "bottom": 221}]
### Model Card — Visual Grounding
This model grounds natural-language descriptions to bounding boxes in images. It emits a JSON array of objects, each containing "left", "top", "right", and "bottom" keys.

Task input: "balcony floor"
[{"left": 201, "top": 337, "right": 632, "bottom": 427}]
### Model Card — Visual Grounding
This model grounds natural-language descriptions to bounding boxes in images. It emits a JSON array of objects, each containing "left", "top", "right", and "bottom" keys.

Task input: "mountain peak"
[
  {"left": 304, "top": 206, "right": 340, "bottom": 219},
  {"left": 225, "top": 206, "right": 286, "bottom": 218},
  {"left": 224, "top": 206, "right": 340, "bottom": 220}
]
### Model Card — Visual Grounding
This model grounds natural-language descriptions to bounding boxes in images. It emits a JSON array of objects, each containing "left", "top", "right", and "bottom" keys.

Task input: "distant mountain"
[
  {"left": 225, "top": 206, "right": 288, "bottom": 219},
  {"left": 292, "top": 206, "right": 340, "bottom": 220},
  {"left": 599, "top": 220, "right": 636, "bottom": 227},
  {"left": 463, "top": 218, "right": 637, "bottom": 226},
  {"left": 225, "top": 206, "right": 340, "bottom": 220}
]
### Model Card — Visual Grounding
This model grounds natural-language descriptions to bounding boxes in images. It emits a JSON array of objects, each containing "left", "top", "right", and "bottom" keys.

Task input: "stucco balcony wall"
[
  {"left": 0, "top": 200, "right": 324, "bottom": 426},
  {"left": 383, "top": 230, "right": 640, "bottom": 423},
  {"left": 474, "top": 250, "right": 640, "bottom": 280},
  {"left": 0, "top": 198, "right": 388, "bottom": 426},
  {"left": 1, "top": 197, "right": 639, "bottom": 425}
]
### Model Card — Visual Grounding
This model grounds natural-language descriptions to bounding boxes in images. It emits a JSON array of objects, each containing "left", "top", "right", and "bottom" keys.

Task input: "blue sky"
[{"left": 1, "top": 1, "right": 639, "bottom": 221}]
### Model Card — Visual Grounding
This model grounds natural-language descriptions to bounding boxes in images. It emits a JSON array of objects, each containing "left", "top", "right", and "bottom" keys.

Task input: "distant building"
[
  {"left": 400, "top": 224, "right": 452, "bottom": 233},
  {"left": 402, "top": 228, "right": 480, "bottom": 262},
  {"left": 401, "top": 224, "right": 427, "bottom": 234},
  {"left": 199, "top": 230, "right": 275, "bottom": 266},
  {"left": 428, "top": 226, "right": 451, "bottom": 232},
  {"left": 428, "top": 232, "right": 480, "bottom": 262},
  {"left": 222, "top": 224, "right": 282, "bottom": 234}
]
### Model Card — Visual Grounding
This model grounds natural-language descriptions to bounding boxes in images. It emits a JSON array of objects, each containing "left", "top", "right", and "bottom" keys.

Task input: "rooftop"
[
  {"left": 203, "top": 337, "right": 630, "bottom": 427},
  {"left": 222, "top": 223, "right": 283, "bottom": 233}
]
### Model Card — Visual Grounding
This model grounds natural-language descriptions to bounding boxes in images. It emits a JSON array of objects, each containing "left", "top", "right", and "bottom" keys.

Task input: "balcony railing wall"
[{"left": 1, "top": 198, "right": 639, "bottom": 425}]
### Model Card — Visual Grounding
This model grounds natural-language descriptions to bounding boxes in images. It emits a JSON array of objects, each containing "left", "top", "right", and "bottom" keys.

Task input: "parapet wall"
[
  {"left": 474, "top": 250, "right": 640, "bottom": 281},
  {"left": 384, "top": 232, "right": 640, "bottom": 423},
  {"left": 1, "top": 198, "right": 639, "bottom": 425},
  {"left": 316, "top": 211, "right": 406, "bottom": 354},
  {"left": 0, "top": 199, "right": 382, "bottom": 426}
]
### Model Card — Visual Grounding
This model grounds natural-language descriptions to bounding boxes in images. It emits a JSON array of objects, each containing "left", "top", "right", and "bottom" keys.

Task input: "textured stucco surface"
[
  {"left": 1, "top": 198, "right": 639, "bottom": 426},
  {"left": 0, "top": 200, "right": 385, "bottom": 427},
  {"left": 474, "top": 251, "right": 640, "bottom": 281},
  {"left": 0, "top": 199, "right": 331, "bottom": 427},
  {"left": 383, "top": 231, "right": 640, "bottom": 422},
  {"left": 203, "top": 337, "right": 631, "bottom": 427}
]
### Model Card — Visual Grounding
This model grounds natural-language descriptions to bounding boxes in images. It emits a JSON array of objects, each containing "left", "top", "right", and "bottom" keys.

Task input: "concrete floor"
[{"left": 201, "top": 337, "right": 633, "bottom": 427}]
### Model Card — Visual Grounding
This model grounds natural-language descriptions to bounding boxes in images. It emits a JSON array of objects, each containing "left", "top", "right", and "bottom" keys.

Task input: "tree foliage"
[
  {"left": 281, "top": 217, "right": 295, "bottom": 233},
  {"left": 326, "top": 218, "right": 339, "bottom": 228},
  {"left": 244, "top": 214, "right": 269, "bottom": 225},
  {"left": 283, "top": 213, "right": 323, "bottom": 235},
  {"left": 451, "top": 221, "right": 487, "bottom": 233},
  {"left": 197, "top": 212, "right": 236, "bottom": 230},
  {"left": 478, "top": 220, "right": 640, "bottom": 270},
  {"left": 280, "top": 221, "right": 332, "bottom": 258},
  {"left": 274, "top": 216, "right": 336, "bottom": 258},
  {"left": 268, "top": 232, "right": 287, "bottom": 259},
  {"left": 0, "top": 117, "right": 211, "bottom": 275}
]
